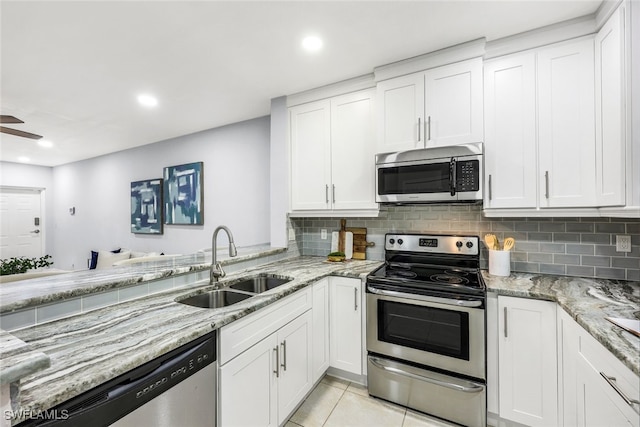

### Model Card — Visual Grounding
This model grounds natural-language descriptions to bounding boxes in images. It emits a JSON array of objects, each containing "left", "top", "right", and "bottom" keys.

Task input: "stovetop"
[{"left": 367, "top": 233, "right": 485, "bottom": 297}]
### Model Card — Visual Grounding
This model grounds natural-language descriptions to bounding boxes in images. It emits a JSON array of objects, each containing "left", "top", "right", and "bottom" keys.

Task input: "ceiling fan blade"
[
  {"left": 0, "top": 126, "right": 43, "bottom": 140},
  {"left": 0, "top": 115, "right": 24, "bottom": 124}
]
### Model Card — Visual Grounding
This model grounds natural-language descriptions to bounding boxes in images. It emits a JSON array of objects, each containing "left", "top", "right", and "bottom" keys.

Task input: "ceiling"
[{"left": 0, "top": 0, "right": 602, "bottom": 167}]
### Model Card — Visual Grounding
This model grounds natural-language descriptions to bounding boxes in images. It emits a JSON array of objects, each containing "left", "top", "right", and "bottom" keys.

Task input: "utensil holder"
[{"left": 489, "top": 249, "right": 511, "bottom": 276}]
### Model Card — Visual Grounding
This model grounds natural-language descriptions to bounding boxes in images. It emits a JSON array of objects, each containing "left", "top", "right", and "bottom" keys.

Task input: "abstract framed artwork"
[
  {"left": 163, "top": 162, "right": 204, "bottom": 225},
  {"left": 131, "top": 179, "right": 163, "bottom": 234}
]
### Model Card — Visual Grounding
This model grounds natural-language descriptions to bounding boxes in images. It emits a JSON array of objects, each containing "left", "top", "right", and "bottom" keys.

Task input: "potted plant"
[{"left": 0, "top": 255, "right": 53, "bottom": 276}]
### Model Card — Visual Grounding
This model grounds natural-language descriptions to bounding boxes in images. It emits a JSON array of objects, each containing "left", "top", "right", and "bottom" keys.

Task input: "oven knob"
[
  {"left": 466, "top": 241, "right": 474, "bottom": 248},
  {"left": 397, "top": 239, "right": 403, "bottom": 245},
  {"left": 389, "top": 239, "right": 395, "bottom": 245},
  {"left": 456, "top": 241, "right": 463, "bottom": 248}
]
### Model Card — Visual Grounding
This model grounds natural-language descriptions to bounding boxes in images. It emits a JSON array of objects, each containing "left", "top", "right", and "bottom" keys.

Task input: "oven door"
[{"left": 366, "top": 285, "right": 485, "bottom": 380}]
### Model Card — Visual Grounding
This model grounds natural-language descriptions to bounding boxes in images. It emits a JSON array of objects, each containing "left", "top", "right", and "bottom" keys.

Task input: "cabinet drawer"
[
  {"left": 578, "top": 328, "right": 640, "bottom": 408},
  {"left": 220, "top": 288, "right": 312, "bottom": 364}
]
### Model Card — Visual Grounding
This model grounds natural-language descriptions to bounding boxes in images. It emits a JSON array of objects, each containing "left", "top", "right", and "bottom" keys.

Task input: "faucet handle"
[{"left": 215, "top": 262, "right": 226, "bottom": 278}]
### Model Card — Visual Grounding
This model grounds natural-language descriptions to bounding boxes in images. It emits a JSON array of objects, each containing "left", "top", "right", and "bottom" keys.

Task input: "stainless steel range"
[{"left": 366, "top": 233, "right": 486, "bottom": 427}]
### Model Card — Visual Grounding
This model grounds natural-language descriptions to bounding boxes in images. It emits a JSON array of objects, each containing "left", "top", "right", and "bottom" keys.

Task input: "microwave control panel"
[{"left": 456, "top": 160, "right": 479, "bottom": 192}]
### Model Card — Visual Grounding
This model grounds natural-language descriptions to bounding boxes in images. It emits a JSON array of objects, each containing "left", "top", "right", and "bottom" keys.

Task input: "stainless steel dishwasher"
[{"left": 19, "top": 333, "right": 216, "bottom": 426}]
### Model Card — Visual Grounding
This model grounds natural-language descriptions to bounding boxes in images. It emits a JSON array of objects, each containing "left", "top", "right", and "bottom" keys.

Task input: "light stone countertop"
[
  {"left": 4, "top": 256, "right": 382, "bottom": 424},
  {"left": 483, "top": 271, "right": 640, "bottom": 377},
  {"left": 1, "top": 255, "right": 638, "bottom": 424}
]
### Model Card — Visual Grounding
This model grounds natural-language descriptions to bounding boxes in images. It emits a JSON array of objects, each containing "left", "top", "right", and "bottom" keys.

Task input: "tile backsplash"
[{"left": 290, "top": 205, "right": 640, "bottom": 281}]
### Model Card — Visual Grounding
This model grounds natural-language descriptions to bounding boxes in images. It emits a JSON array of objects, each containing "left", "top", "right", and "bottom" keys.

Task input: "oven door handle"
[
  {"left": 367, "top": 285, "right": 483, "bottom": 308},
  {"left": 369, "top": 356, "right": 484, "bottom": 393}
]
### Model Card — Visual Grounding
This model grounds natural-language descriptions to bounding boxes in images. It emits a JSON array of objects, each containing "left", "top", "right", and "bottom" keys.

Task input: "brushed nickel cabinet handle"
[
  {"left": 325, "top": 184, "right": 329, "bottom": 204},
  {"left": 281, "top": 340, "right": 287, "bottom": 371},
  {"left": 545, "top": 171, "right": 550, "bottom": 199},
  {"left": 418, "top": 117, "right": 421, "bottom": 142},
  {"left": 600, "top": 373, "right": 640, "bottom": 406},
  {"left": 332, "top": 184, "right": 336, "bottom": 204},
  {"left": 354, "top": 287, "right": 358, "bottom": 311},
  {"left": 488, "top": 175, "right": 492, "bottom": 201},
  {"left": 427, "top": 115, "right": 432, "bottom": 141},
  {"left": 504, "top": 307, "right": 508, "bottom": 338},
  {"left": 273, "top": 346, "right": 279, "bottom": 377}
]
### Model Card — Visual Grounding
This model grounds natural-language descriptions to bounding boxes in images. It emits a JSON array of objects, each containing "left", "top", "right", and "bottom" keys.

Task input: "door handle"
[
  {"left": 31, "top": 229, "right": 40, "bottom": 234},
  {"left": 281, "top": 340, "right": 287, "bottom": 371},
  {"left": 273, "top": 346, "right": 279, "bottom": 377}
]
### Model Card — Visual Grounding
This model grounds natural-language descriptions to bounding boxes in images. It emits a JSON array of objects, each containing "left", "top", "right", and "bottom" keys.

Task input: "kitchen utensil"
[
  {"left": 503, "top": 237, "right": 515, "bottom": 251},
  {"left": 345, "top": 231, "right": 353, "bottom": 260},
  {"left": 338, "top": 219, "right": 346, "bottom": 253},
  {"left": 484, "top": 234, "right": 498, "bottom": 250}
]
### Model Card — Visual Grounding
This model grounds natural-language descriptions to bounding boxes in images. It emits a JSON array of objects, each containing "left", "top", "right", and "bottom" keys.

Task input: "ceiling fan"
[{"left": 0, "top": 115, "right": 43, "bottom": 140}]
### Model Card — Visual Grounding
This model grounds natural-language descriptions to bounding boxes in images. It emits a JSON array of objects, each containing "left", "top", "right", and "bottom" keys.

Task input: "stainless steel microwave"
[{"left": 375, "top": 142, "right": 483, "bottom": 203}]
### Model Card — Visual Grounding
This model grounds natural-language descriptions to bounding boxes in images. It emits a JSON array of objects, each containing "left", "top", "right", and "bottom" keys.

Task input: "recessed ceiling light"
[
  {"left": 38, "top": 139, "right": 53, "bottom": 148},
  {"left": 18, "top": 156, "right": 30, "bottom": 163},
  {"left": 302, "top": 35, "right": 323, "bottom": 52},
  {"left": 137, "top": 94, "right": 158, "bottom": 108}
]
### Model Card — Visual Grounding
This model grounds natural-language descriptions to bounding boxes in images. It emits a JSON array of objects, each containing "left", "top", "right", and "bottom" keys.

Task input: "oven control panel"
[{"left": 386, "top": 234, "right": 479, "bottom": 255}]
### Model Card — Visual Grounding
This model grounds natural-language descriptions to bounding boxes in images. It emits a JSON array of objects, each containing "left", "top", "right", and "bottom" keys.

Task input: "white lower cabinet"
[
  {"left": 558, "top": 308, "right": 639, "bottom": 427},
  {"left": 329, "top": 277, "right": 363, "bottom": 375},
  {"left": 219, "top": 289, "right": 313, "bottom": 427},
  {"left": 498, "top": 296, "right": 558, "bottom": 426},
  {"left": 311, "top": 278, "right": 330, "bottom": 383}
]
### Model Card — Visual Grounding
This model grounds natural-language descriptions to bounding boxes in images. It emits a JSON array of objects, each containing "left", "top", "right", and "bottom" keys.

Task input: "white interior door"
[{"left": 0, "top": 188, "right": 43, "bottom": 259}]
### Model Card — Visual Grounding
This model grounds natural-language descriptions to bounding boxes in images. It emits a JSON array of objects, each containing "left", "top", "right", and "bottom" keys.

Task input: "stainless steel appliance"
[
  {"left": 366, "top": 233, "right": 486, "bottom": 427},
  {"left": 19, "top": 333, "right": 217, "bottom": 426},
  {"left": 375, "top": 142, "right": 483, "bottom": 204}
]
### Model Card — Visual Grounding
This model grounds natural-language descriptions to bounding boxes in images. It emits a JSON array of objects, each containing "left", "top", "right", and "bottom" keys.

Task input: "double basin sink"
[{"left": 177, "top": 274, "right": 292, "bottom": 309}]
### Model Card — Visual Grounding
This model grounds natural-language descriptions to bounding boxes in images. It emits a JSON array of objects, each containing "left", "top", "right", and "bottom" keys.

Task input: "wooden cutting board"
[{"left": 346, "top": 227, "right": 369, "bottom": 260}]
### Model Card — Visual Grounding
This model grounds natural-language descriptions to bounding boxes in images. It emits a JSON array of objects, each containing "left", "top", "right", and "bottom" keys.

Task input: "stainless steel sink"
[
  {"left": 227, "top": 274, "right": 292, "bottom": 293},
  {"left": 177, "top": 289, "right": 253, "bottom": 309}
]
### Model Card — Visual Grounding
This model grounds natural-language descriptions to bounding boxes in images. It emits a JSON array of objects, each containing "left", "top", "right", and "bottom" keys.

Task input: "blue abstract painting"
[
  {"left": 163, "top": 162, "right": 204, "bottom": 225},
  {"left": 131, "top": 179, "right": 163, "bottom": 234}
]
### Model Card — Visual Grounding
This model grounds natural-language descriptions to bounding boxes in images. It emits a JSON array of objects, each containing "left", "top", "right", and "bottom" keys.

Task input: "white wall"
[
  {"left": 52, "top": 116, "right": 271, "bottom": 270},
  {"left": 0, "top": 161, "right": 55, "bottom": 256}
]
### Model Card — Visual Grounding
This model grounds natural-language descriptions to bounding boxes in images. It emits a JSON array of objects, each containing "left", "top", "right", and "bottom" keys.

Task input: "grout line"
[{"left": 321, "top": 382, "right": 347, "bottom": 427}]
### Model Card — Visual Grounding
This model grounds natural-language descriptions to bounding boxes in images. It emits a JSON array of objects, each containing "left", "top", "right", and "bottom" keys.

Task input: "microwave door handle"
[{"left": 450, "top": 158, "right": 457, "bottom": 197}]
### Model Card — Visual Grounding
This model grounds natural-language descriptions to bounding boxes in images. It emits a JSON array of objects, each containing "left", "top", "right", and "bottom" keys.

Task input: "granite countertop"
[
  {"left": 484, "top": 271, "right": 640, "bottom": 376},
  {"left": 2, "top": 255, "right": 638, "bottom": 423},
  {"left": 5, "top": 256, "right": 382, "bottom": 423},
  {"left": 0, "top": 244, "right": 285, "bottom": 314}
]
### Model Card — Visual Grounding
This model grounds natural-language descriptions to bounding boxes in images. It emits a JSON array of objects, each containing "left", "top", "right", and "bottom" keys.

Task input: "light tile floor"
[{"left": 286, "top": 375, "right": 457, "bottom": 427}]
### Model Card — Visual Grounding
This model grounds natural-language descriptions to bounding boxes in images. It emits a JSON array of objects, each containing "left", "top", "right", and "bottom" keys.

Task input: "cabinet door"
[
  {"left": 329, "top": 277, "right": 362, "bottom": 374},
  {"left": 290, "top": 100, "right": 331, "bottom": 211},
  {"left": 538, "top": 37, "right": 596, "bottom": 208},
  {"left": 498, "top": 296, "right": 558, "bottom": 426},
  {"left": 277, "top": 311, "right": 313, "bottom": 425},
  {"left": 312, "top": 279, "right": 330, "bottom": 383},
  {"left": 595, "top": 5, "right": 626, "bottom": 207},
  {"left": 484, "top": 52, "right": 537, "bottom": 209},
  {"left": 220, "top": 334, "right": 278, "bottom": 427},
  {"left": 576, "top": 354, "right": 635, "bottom": 427},
  {"left": 376, "top": 73, "right": 425, "bottom": 153},
  {"left": 330, "top": 89, "right": 377, "bottom": 210},
  {"left": 425, "top": 57, "right": 483, "bottom": 147}
]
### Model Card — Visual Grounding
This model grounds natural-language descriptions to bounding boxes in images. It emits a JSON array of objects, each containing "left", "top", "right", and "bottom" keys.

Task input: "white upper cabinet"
[
  {"left": 425, "top": 58, "right": 484, "bottom": 146},
  {"left": 289, "top": 89, "right": 377, "bottom": 215},
  {"left": 484, "top": 52, "right": 537, "bottom": 209},
  {"left": 376, "top": 73, "right": 425, "bottom": 153},
  {"left": 290, "top": 100, "right": 331, "bottom": 211},
  {"left": 595, "top": 4, "right": 626, "bottom": 207},
  {"left": 538, "top": 37, "right": 596, "bottom": 208},
  {"left": 376, "top": 58, "right": 483, "bottom": 153}
]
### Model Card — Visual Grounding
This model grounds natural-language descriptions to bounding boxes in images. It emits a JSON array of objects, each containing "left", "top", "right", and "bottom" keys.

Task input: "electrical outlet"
[
  {"left": 321, "top": 229, "right": 327, "bottom": 240},
  {"left": 616, "top": 235, "right": 632, "bottom": 253}
]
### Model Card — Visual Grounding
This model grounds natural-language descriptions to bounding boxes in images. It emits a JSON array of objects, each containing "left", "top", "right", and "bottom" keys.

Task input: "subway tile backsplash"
[{"left": 291, "top": 204, "right": 640, "bottom": 281}]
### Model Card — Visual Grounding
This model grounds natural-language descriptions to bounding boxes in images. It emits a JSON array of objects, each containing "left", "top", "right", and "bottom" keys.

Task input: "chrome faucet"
[{"left": 210, "top": 225, "right": 237, "bottom": 283}]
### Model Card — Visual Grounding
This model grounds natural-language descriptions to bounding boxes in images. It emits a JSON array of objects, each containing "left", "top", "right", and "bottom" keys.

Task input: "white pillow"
[{"left": 96, "top": 250, "right": 131, "bottom": 269}]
